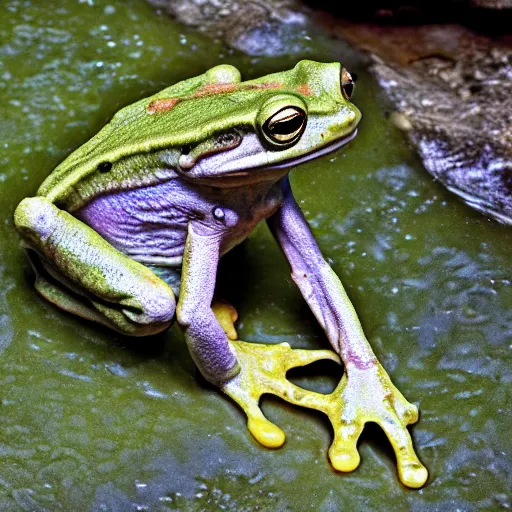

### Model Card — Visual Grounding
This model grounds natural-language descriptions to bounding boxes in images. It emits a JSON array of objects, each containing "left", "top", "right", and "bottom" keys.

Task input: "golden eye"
[
  {"left": 263, "top": 106, "right": 306, "bottom": 145},
  {"left": 341, "top": 67, "right": 355, "bottom": 101}
]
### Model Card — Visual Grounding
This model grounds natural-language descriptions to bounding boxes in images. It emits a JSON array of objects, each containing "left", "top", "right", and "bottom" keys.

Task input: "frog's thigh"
[{"left": 15, "top": 197, "right": 175, "bottom": 337}]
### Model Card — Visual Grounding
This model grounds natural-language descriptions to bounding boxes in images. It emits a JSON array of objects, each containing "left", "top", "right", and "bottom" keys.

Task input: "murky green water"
[{"left": 0, "top": 0, "right": 511, "bottom": 510}]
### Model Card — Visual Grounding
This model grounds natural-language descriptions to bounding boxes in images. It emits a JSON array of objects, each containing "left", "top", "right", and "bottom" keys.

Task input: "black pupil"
[
  {"left": 343, "top": 81, "right": 354, "bottom": 98},
  {"left": 270, "top": 114, "right": 303, "bottom": 135},
  {"left": 98, "top": 161, "right": 112, "bottom": 172}
]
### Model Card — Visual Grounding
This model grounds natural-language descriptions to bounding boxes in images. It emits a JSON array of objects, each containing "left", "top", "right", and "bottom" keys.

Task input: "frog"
[{"left": 14, "top": 60, "right": 428, "bottom": 488}]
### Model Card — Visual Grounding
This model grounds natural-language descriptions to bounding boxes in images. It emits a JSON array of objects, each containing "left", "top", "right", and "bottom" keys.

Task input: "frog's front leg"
[
  {"left": 267, "top": 178, "right": 428, "bottom": 488},
  {"left": 177, "top": 222, "right": 335, "bottom": 448},
  {"left": 14, "top": 197, "right": 175, "bottom": 336},
  {"left": 176, "top": 222, "right": 240, "bottom": 384}
]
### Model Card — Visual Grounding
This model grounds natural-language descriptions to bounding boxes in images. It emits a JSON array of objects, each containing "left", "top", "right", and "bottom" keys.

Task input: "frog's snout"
[
  {"left": 14, "top": 197, "right": 58, "bottom": 244},
  {"left": 348, "top": 104, "right": 362, "bottom": 127}
]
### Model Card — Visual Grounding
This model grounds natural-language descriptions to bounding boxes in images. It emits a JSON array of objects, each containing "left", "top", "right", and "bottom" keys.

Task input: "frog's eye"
[
  {"left": 341, "top": 68, "right": 355, "bottom": 101},
  {"left": 263, "top": 106, "right": 306, "bottom": 146}
]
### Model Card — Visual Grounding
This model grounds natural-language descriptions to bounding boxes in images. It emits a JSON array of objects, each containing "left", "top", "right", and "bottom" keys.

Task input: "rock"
[
  {"left": 471, "top": 0, "right": 512, "bottom": 7},
  {"left": 147, "top": 0, "right": 307, "bottom": 55},
  {"left": 324, "top": 21, "right": 512, "bottom": 224}
]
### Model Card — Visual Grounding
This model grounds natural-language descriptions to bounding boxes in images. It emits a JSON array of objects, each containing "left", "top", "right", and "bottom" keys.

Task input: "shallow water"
[{"left": 0, "top": 0, "right": 511, "bottom": 510}]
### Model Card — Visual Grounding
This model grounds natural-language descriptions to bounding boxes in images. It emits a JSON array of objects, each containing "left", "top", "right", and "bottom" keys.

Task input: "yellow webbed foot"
[
  {"left": 222, "top": 340, "right": 340, "bottom": 449},
  {"left": 323, "top": 363, "right": 428, "bottom": 488},
  {"left": 213, "top": 300, "right": 427, "bottom": 488}
]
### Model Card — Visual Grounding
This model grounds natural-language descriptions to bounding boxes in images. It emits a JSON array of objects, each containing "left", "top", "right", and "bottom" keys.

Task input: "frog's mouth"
[
  {"left": 216, "top": 128, "right": 357, "bottom": 181},
  {"left": 181, "top": 127, "right": 359, "bottom": 189},
  {"left": 189, "top": 128, "right": 359, "bottom": 187},
  {"left": 256, "top": 128, "right": 359, "bottom": 173}
]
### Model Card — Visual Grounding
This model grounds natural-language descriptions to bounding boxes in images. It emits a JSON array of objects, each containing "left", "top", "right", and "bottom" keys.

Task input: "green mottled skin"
[{"left": 38, "top": 61, "right": 358, "bottom": 209}]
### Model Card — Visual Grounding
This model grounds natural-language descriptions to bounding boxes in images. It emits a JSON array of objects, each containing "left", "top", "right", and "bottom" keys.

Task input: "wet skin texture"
[
  {"left": 14, "top": 60, "right": 429, "bottom": 487},
  {"left": 2, "top": 1, "right": 511, "bottom": 509}
]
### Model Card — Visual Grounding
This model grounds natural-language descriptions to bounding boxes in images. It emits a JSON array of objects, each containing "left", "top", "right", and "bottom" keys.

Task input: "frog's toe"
[
  {"left": 282, "top": 345, "right": 341, "bottom": 368},
  {"left": 393, "top": 393, "right": 419, "bottom": 426},
  {"left": 328, "top": 422, "right": 363, "bottom": 472},
  {"left": 212, "top": 298, "right": 238, "bottom": 340},
  {"left": 399, "top": 461, "right": 429, "bottom": 489},
  {"left": 376, "top": 409, "right": 428, "bottom": 488},
  {"left": 247, "top": 415, "right": 286, "bottom": 448},
  {"left": 223, "top": 370, "right": 286, "bottom": 448},
  {"left": 221, "top": 350, "right": 288, "bottom": 448}
]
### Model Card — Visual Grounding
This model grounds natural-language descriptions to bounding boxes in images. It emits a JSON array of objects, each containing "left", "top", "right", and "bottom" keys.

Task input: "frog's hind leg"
[
  {"left": 15, "top": 197, "right": 176, "bottom": 337},
  {"left": 212, "top": 299, "right": 341, "bottom": 449},
  {"left": 27, "top": 248, "right": 114, "bottom": 326}
]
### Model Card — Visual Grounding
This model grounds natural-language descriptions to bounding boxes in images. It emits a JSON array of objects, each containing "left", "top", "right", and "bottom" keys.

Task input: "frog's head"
[
  {"left": 39, "top": 60, "right": 361, "bottom": 205},
  {"left": 175, "top": 60, "right": 361, "bottom": 185}
]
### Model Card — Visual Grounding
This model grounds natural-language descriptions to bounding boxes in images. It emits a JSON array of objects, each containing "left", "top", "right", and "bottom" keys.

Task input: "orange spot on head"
[
  {"left": 296, "top": 84, "right": 312, "bottom": 96},
  {"left": 194, "top": 83, "right": 238, "bottom": 97},
  {"left": 246, "top": 82, "right": 283, "bottom": 90},
  {"left": 147, "top": 98, "right": 179, "bottom": 113},
  {"left": 259, "top": 81, "right": 283, "bottom": 89},
  {"left": 146, "top": 81, "right": 286, "bottom": 114}
]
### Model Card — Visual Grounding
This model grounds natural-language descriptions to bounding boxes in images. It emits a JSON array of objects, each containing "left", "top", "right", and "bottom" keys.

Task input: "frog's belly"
[
  {"left": 76, "top": 183, "right": 191, "bottom": 266},
  {"left": 75, "top": 178, "right": 279, "bottom": 266}
]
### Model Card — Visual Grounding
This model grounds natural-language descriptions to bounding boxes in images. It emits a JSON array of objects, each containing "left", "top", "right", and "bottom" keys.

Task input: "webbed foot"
[
  {"left": 324, "top": 363, "right": 428, "bottom": 488},
  {"left": 222, "top": 339, "right": 340, "bottom": 448},
  {"left": 213, "top": 300, "right": 427, "bottom": 488}
]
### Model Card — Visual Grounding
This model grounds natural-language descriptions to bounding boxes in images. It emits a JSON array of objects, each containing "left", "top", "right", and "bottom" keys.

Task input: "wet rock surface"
[
  {"left": 471, "top": 0, "right": 512, "bottom": 6},
  {"left": 326, "top": 22, "right": 512, "bottom": 225},
  {"left": 147, "top": 0, "right": 308, "bottom": 55}
]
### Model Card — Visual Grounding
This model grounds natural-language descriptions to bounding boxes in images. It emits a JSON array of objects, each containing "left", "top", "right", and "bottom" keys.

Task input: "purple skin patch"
[
  {"left": 268, "top": 177, "right": 377, "bottom": 371},
  {"left": 77, "top": 178, "right": 283, "bottom": 266},
  {"left": 77, "top": 176, "right": 285, "bottom": 384},
  {"left": 78, "top": 180, "right": 197, "bottom": 264}
]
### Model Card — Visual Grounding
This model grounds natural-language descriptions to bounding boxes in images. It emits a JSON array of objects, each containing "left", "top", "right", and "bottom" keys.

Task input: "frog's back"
[
  {"left": 37, "top": 65, "right": 245, "bottom": 204},
  {"left": 37, "top": 60, "right": 342, "bottom": 207}
]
